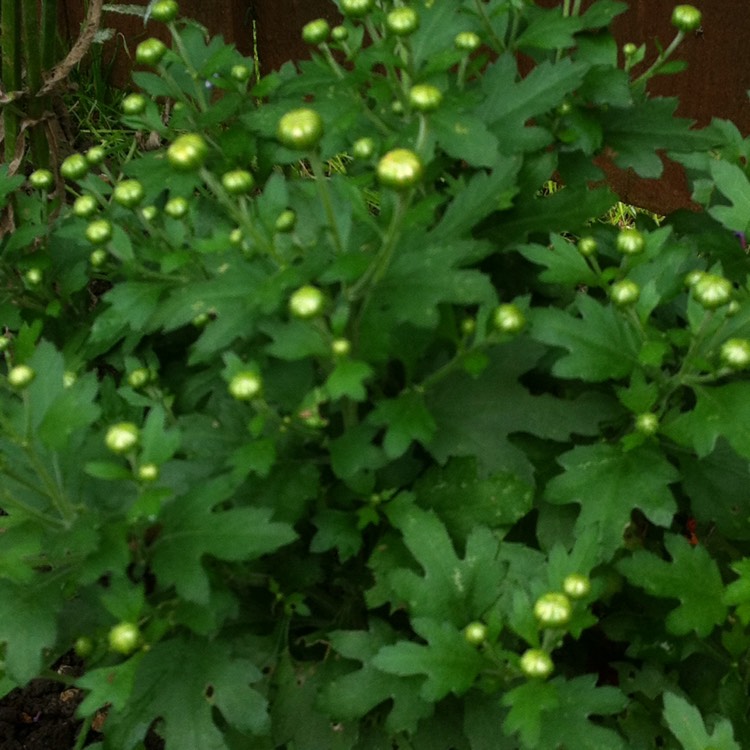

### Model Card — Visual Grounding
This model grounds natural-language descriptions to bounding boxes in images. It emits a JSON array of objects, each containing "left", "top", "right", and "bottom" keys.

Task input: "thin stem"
[
  {"left": 415, "top": 114, "right": 428, "bottom": 152},
  {"left": 167, "top": 21, "right": 209, "bottom": 112},
  {"left": 0, "top": 487, "right": 65, "bottom": 527},
  {"left": 320, "top": 43, "right": 345, "bottom": 80},
  {"left": 473, "top": 0, "right": 504, "bottom": 51},
  {"left": 2, "top": 0, "right": 21, "bottom": 163},
  {"left": 41, "top": 0, "right": 57, "bottom": 71},
  {"left": 667, "top": 310, "right": 715, "bottom": 388},
  {"left": 349, "top": 193, "right": 411, "bottom": 350},
  {"left": 25, "top": 446, "right": 76, "bottom": 522},
  {"left": 22, "top": 0, "right": 47, "bottom": 165},
  {"left": 308, "top": 151, "right": 345, "bottom": 255},
  {"left": 365, "top": 18, "right": 382, "bottom": 45},
  {"left": 72, "top": 715, "right": 93, "bottom": 750},
  {"left": 200, "top": 167, "right": 276, "bottom": 259},
  {"left": 631, "top": 31, "right": 685, "bottom": 88},
  {"left": 350, "top": 193, "right": 409, "bottom": 301}
]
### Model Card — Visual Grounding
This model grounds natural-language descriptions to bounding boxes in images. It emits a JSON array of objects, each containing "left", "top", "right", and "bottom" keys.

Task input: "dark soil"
[
  {"left": 0, "top": 661, "right": 97, "bottom": 750},
  {"left": 0, "top": 655, "right": 164, "bottom": 750}
]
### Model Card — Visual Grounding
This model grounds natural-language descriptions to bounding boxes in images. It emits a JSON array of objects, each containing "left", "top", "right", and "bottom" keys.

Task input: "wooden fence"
[{"left": 59, "top": 0, "right": 750, "bottom": 214}]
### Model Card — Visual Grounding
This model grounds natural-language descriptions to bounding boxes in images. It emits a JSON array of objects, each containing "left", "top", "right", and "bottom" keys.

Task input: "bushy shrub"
[{"left": 2, "top": 1, "right": 750, "bottom": 747}]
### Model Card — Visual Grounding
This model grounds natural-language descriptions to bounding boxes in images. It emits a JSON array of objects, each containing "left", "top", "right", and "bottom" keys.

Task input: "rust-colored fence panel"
[
  {"left": 60, "top": 1, "right": 750, "bottom": 213},
  {"left": 608, "top": 0, "right": 750, "bottom": 212}
]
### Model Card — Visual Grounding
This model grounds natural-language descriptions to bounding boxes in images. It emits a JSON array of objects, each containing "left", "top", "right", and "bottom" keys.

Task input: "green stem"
[
  {"left": 349, "top": 193, "right": 411, "bottom": 350},
  {"left": 473, "top": 0, "right": 504, "bottom": 51},
  {"left": 350, "top": 193, "right": 409, "bottom": 301},
  {"left": 22, "top": 0, "right": 47, "bottom": 166},
  {"left": 364, "top": 17, "right": 381, "bottom": 45},
  {"left": 0, "top": 487, "right": 66, "bottom": 527},
  {"left": 667, "top": 311, "right": 715, "bottom": 389},
  {"left": 41, "top": 0, "right": 57, "bottom": 71},
  {"left": 456, "top": 57, "right": 469, "bottom": 90},
  {"left": 2, "top": 0, "right": 21, "bottom": 163},
  {"left": 200, "top": 168, "right": 278, "bottom": 260},
  {"left": 72, "top": 715, "right": 93, "bottom": 750},
  {"left": 320, "top": 43, "right": 345, "bottom": 80},
  {"left": 415, "top": 115, "right": 429, "bottom": 152},
  {"left": 167, "top": 21, "right": 209, "bottom": 112},
  {"left": 631, "top": 31, "right": 685, "bottom": 88},
  {"left": 308, "top": 151, "right": 345, "bottom": 255}
]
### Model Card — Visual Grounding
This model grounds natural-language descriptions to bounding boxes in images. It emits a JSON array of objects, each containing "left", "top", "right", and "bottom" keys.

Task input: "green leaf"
[
  {"left": 372, "top": 617, "right": 484, "bottom": 701},
  {"left": 382, "top": 495, "right": 507, "bottom": 625},
  {"left": 271, "top": 651, "right": 359, "bottom": 750},
  {"left": 617, "top": 534, "right": 727, "bottom": 637},
  {"left": 364, "top": 236, "right": 495, "bottom": 332},
  {"left": 463, "top": 695, "right": 520, "bottom": 750},
  {"left": 409, "top": 1, "right": 460, "bottom": 70},
  {"left": 414, "top": 457, "right": 533, "bottom": 545},
  {"left": 91, "top": 637, "right": 269, "bottom": 750},
  {"left": 427, "top": 339, "right": 619, "bottom": 481},
  {"left": 0, "top": 165, "right": 26, "bottom": 207},
  {"left": 480, "top": 56, "right": 586, "bottom": 149},
  {"left": 140, "top": 404, "right": 181, "bottom": 465},
  {"left": 663, "top": 691, "right": 741, "bottom": 750},
  {"left": 369, "top": 391, "right": 437, "bottom": 459},
  {"left": 725, "top": 559, "right": 750, "bottom": 625},
  {"left": 504, "top": 675, "right": 626, "bottom": 749},
  {"left": 430, "top": 157, "right": 521, "bottom": 241},
  {"left": 502, "top": 680, "right": 560, "bottom": 747},
  {"left": 151, "top": 477, "right": 297, "bottom": 603},
  {"left": 324, "top": 359, "right": 373, "bottom": 401},
  {"left": 681, "top": 441, "right": 750, "bottom": 541},
  {"left": 89, "top": 281, "right": 166, "bottom": 344},
  {"left": 517, "top": 5, "right": 587, "bottom": 50},
  {"left": 25, "top": 340, "right": 66, "bottom": 430},
  {"left": 546, "top": 443, "right": 678, "bottom": 558},
  {"left": 708, "top": 157, "right": 750, "bottom": 234},
  {"left": 150, "top": 261, "right": 272, "bottom": 357},
  {"left": 227, "top": 439, "right": 277, "bottom": 481},
  {"left": 37, "top": 373, "right": 100, "bottom": 450},
  {"left": 491, "top": 185, "right": 617, "bottom": 244},
  {"left": 518, "top": 234, "right": 599, "bottom": 287},
  {"left": 320, "top": 621, "right": 433, "bottom": 734},
  {"left": 663, "top": 383, "right": 750, "bottom": 459},
  {"left": 601, "top": 98, "right": 720, "bottom": 178},
  {"left": 262, "top": 319, "right": 329, "bottom": 360},
  {"left": 310, "top": 509, "right": 363, "bottom": 561},
  {"left": 0, "top": 580, "right": 61, "bottom": 683},
  {"left": 329, "top": 423, "right": 385, "bottom": 490},
  {"left": 84, "top": 461, "right": 133, "bottom": 481},
  {"left": 77, "top": 654, "right": 144, "bottom": 715},
  {"left": 432, "top": 110, "right": 500, "bottom": 168},
  {"left": 531, "top": 294, "right": 641, "bottom": 381}
]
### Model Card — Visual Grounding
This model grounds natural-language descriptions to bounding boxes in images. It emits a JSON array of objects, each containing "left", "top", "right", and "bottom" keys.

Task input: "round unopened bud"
[
  {"left": 533, "top": 592, "right": 572, "bottom": 627},
  {"left": 635, "top": 412, "right": 659, "bottom": 436},
  {"left": 520, "top": 648, "right": 554, "bottom": 679},
  {"left": 693, "top": 273, "right": 733, "bottom": 310},
  {"left": 577, "top": 236, "right": 597, "bottom": 256},
  {"left": 562, "top": 573, "right": 591, "bottom": 599},
  {"left": 463, "top": 621, "right": 487, "bottom": 646},
  {"left": 720, "top": 338, "right": 750, "bottom": 370},
  {"left": 105, "top": 422, "right": 140, "bottom": 454},
  {"left": 616, "top": 228, "right": 645, "bottom": 256},
  {"left": 228, "top": 371, "right": 262, "bottom": 401},
  {"left": 7, "top": 364, "right": 35, "bottom": 389}
]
